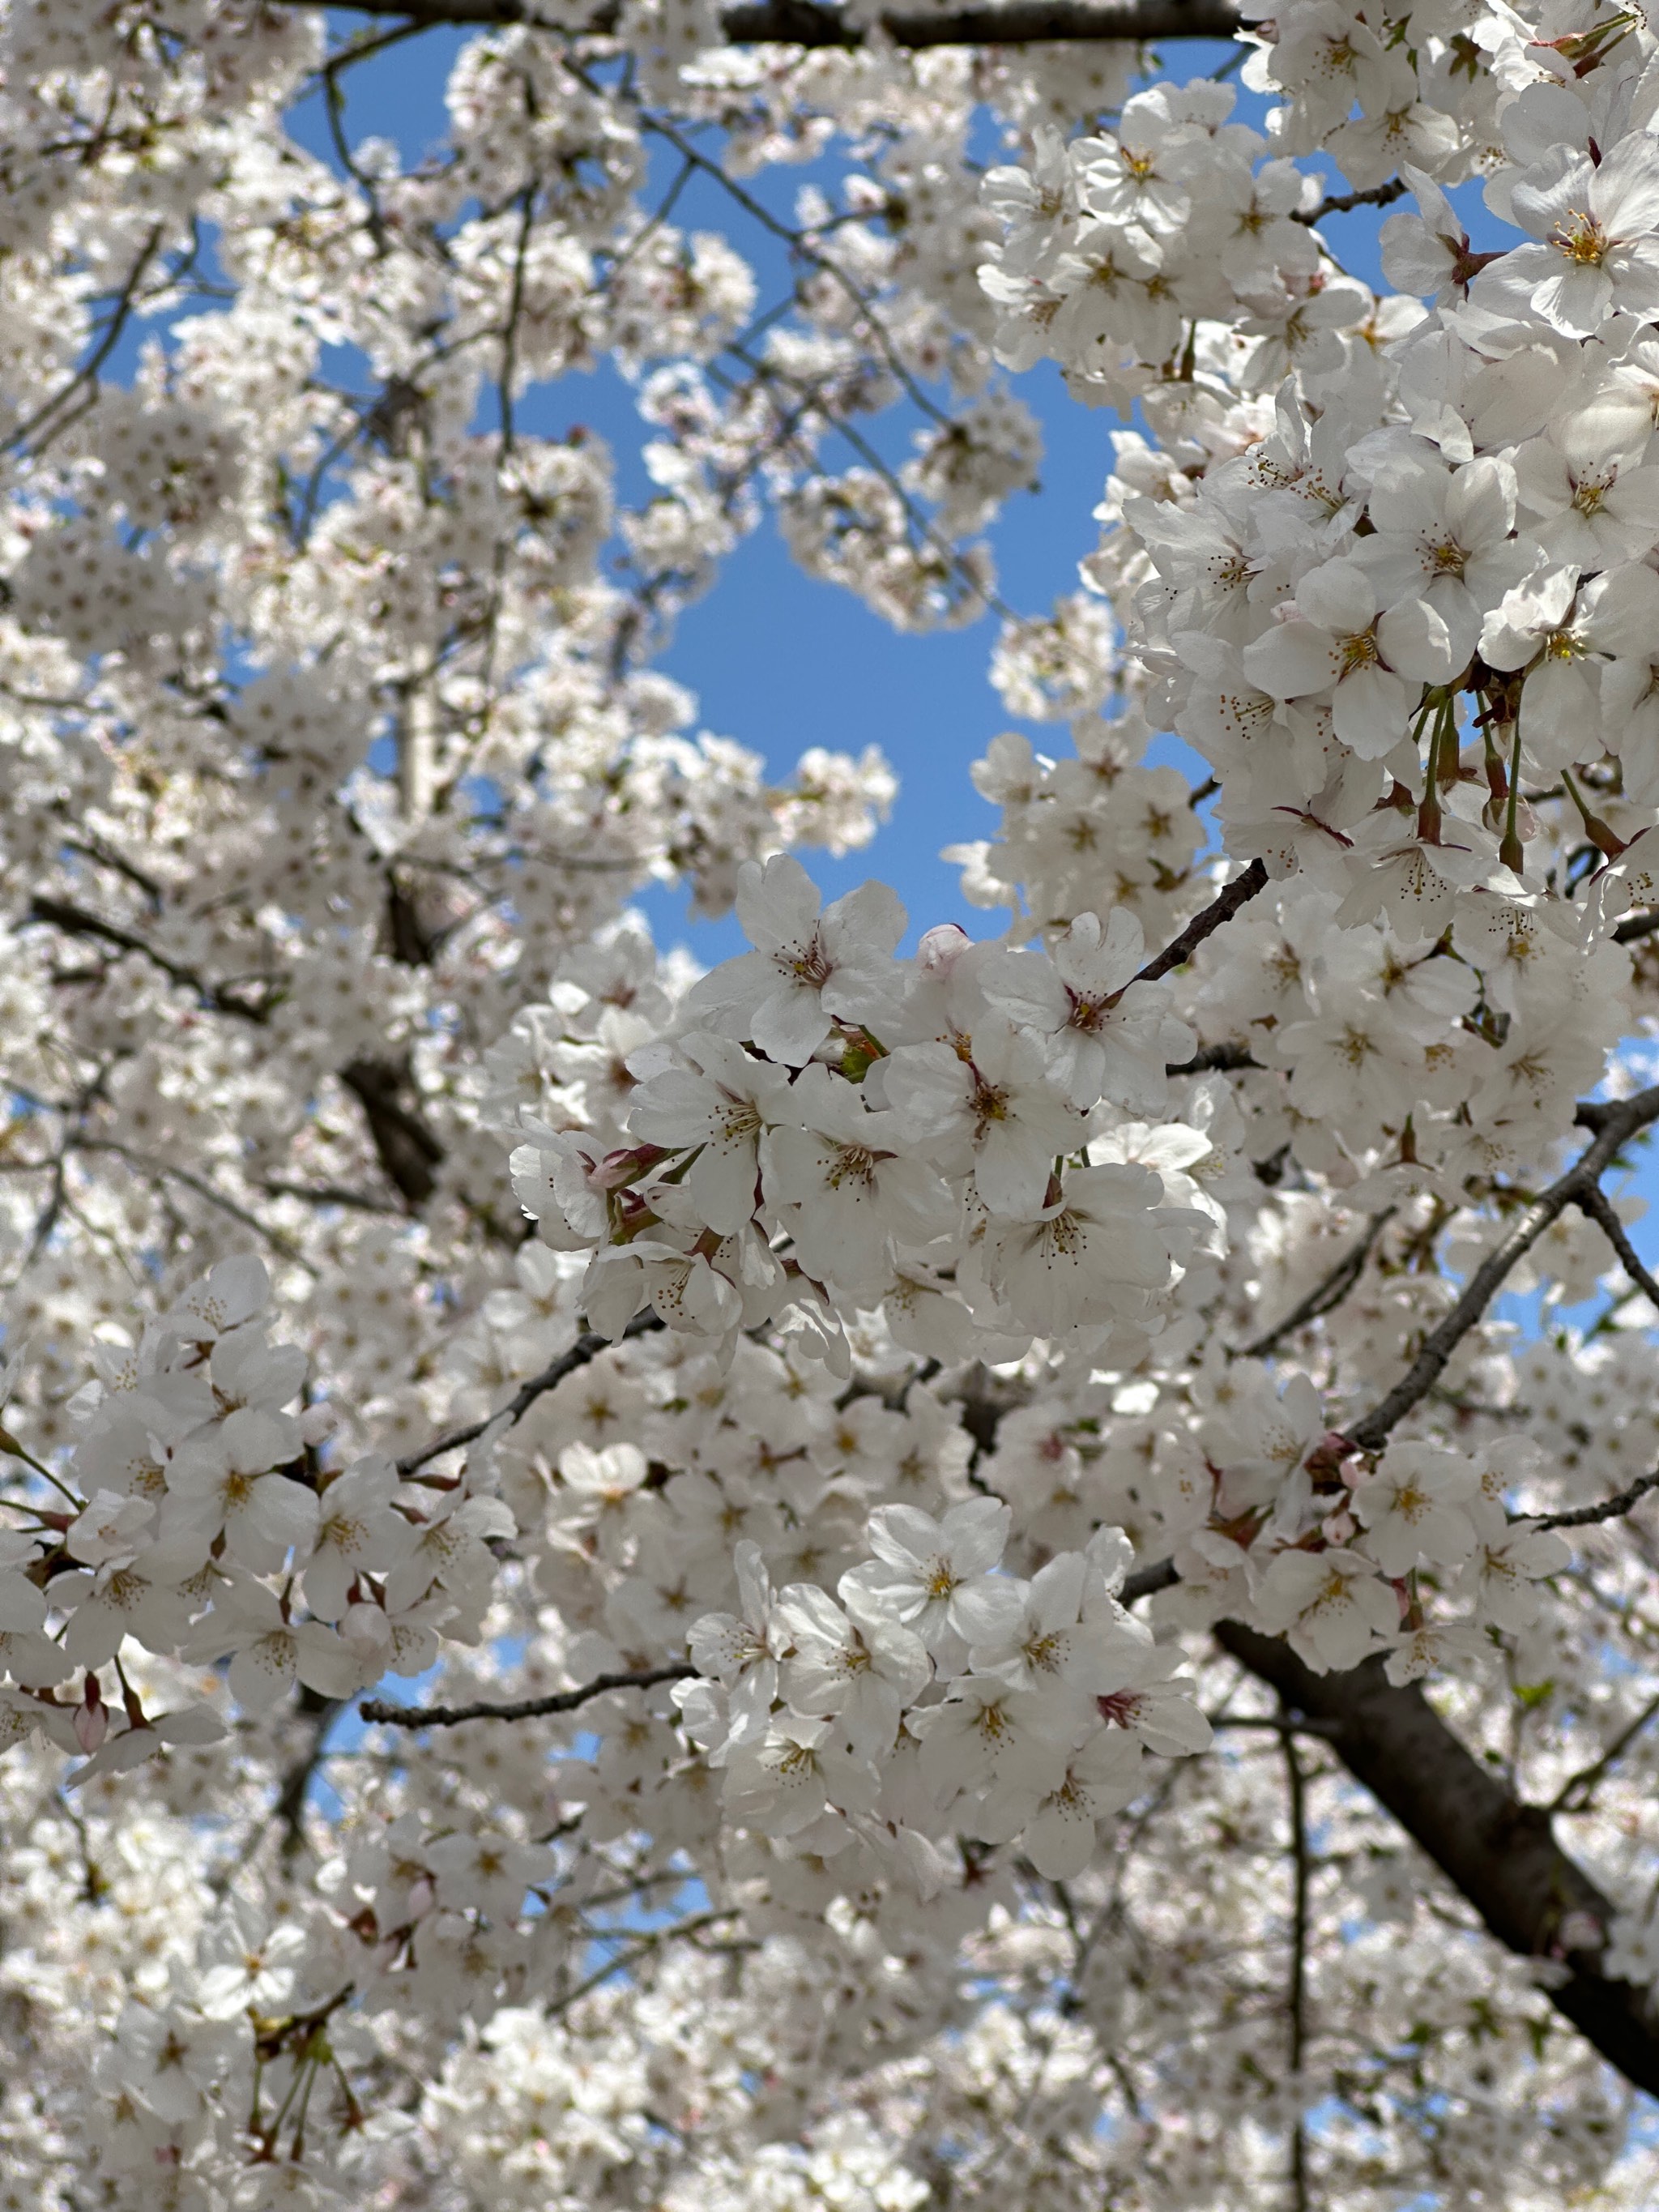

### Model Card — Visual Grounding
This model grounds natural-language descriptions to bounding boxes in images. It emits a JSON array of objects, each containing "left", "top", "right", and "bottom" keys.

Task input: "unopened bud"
[
  {"left": 917, "top": 924, "right": 970, "bottom": 979},
  {"left": 75, "top": 1674, "right": 108, "bottom": 1754}
]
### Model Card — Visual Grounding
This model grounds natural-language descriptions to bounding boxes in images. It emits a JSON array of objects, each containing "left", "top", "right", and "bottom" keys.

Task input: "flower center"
[{"left": 1551, "top": 210, "right": 1607, "bottom": 267}]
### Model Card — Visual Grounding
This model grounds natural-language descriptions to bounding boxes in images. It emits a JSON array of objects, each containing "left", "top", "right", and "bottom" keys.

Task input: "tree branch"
[
  {"left": 396, "top": 1307, "right": 665, "bottom": 1475},
  {"left": 1533, "top": 1467, "right": 1659, "bottom": 1534},
  {"left": 1232, "top": 1206, "right": 1396, "bottom": 1362},
  {"left": 1574, "top": 1182, "right": 1659, "bottom": 1313},
  {"left": 1290, "top": 176, "right": 1408, "bottom": 225},
  {"left": 1217, "top": 1620, "right": 1659, "bottom": 2095},
  {"left": 25, "top": 896, "right": 274, "bottom": 1022},
  {"left": 1282, "top": 1723, "right": 1311, "bottom": 2212},
  {"left": 1547, "top": 1687, "right": 1659, "bottom": 1817},
  {"left": 1135, "top": 857, "right": 1269, "bottom": 987},
  {"left": 1344, "top": 1086, "right": 1659, "bottom": 1454},
  {"left": 338, "top": 1058, "right": 446, "bottom": 1207},
  {"left": 360, "top": 1660, "right": 693, "bottom": 1728},
  {"left": 305, "top": 0, "right": 1245, "bottom": 45}
]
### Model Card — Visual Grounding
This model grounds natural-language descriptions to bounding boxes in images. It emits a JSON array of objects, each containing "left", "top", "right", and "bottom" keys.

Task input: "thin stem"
[{"left": 1282, "top": 1726, "right": 1310, "bottom": 2212}]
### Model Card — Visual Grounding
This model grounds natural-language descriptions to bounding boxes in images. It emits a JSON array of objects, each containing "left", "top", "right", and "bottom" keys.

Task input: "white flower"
[
  {"left": 722, "top": 1711, "right": 879, "bottom": 1836},
  {"left": 761, "top": 1063, "right": 957, "bottom": 1296},
  {"left": 688, "top": 1539, "right": 779, "bottom": 1744},
  {"left": 913, "top": 1672, "right": 1078, "bottom": 1806},
  {"left": 162, "top": 1407, "right": 319, "bottom": 1574},
  {"left": 979, "top": 908, "right": 1192, "bottom": 1112},
  {"left": 968, "top": 1549, "right": 1149, "bottom": 1695},
  {"left": 842, "top": 1497, "right": 1022, "bottom": 1655},
  {"left": 195, "top": 1899, "right": 308, "bottom": 2021},
  {"left": 186, "top": 1578, "right": 361, "bottom": 1711},
  {"left": 1243, "top": 557, "right": 1450, "bottom": 758},
  {"left": 984, "top": 1163, "right": 1185, "bottom": 1335},
  {"left": 978, "top": 1724, "right": 1145, "bottom": 1878},
  {"left": 1252, "top": 1549, "right": 1401, "bottom": 1673},
  {"left": 882, "top": 1027, "right": 1081, "bottom": 1218},
  {"left": 1478, "top": 135, "right": 1659, "bottom": 335},
  {"left": 1457, "top": 1522, "right": 1567, "bottom": 1633},
  {"left": 628, "top": 1032, "right": 795, "bottom": 1234},
  {"left": 301, "top": 1458, "right": 417, "bottom": 1622},
  {"left": 1351, "top": 1442, "right": 1478, "bottom": 1577},
  {"left": 680, "top": 854, "right": 905, "bottom": 1065}
]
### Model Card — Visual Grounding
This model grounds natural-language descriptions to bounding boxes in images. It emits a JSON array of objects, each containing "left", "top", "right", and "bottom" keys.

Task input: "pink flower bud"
[
  {"left": 595, "top": 1143, "right": 668, "bottom": 1192},
  {"left": 75, "top": 1675, "right": 108, "bottom": 1754},
  {"left": 917, "top": 924, "right": 971, "bottom": 979}
]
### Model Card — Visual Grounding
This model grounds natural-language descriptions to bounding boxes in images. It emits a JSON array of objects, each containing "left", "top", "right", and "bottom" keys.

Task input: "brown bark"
[
  {"left": 1217, "top": 1621, "right": 1659, "bottom": 2094},
  {"left": 339, "top": 1058, "right": 446, "bottom": 1206},
  {"left": 310, "top": 0, "right": 1244, "bottom": 46}
]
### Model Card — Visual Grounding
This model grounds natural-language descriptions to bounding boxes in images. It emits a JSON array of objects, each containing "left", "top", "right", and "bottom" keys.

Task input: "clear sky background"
[{"left": 292, "top": 15, "right": 1659, "bottom": 1307}]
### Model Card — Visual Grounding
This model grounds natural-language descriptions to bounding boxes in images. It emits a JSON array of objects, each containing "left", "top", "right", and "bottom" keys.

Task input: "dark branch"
[
  {"left": 396, "top": 1307, "right": 665, "bottom": 1475},
  {"left": 1344, "top": 1085, "right": 1659, "bottom": 1454},
  {"left": 1122, "top": 1557, "right": 1179, "bottom": 1603},
  {"left": 360, "top": 1661, "right": 693, "bottom": 1728},
  {"left": 305, "top": 0, "right": 1245, "bottom": 45},
  {"left": 1136, "top": 858, "right": 1269, "bottom": 986},
  {"left": 25, "top": 897, "right": 273, "bottom": 1022},
  {"left": 1290, "top": 176, "right": 1409, "bottom": 224},
  {"left": 1282, "top": 1723, "right": 1311, "bottom": 2212},
  {"left": 338, "top": 1059, "right": 446, "bottom": 1207},
  {"left": 1534, "top": 1467, "right": 1659, "bottom": 1534},
  {"left": 1574, "top": 1182, "right": 1659, "bottom": 1313},
  {"left": 1547, "top": 1687, "right": 1659, "bottom": 1816},
  {"left": 1166, "top": 1040, "right": 1261, "bottom": 1077},
  {"left": 1232, "top": 1206, "right": 1396, "bottom": 1362},
  {"left": 1217, "top": 1620, "right": 1659, "bottom": 2095}
]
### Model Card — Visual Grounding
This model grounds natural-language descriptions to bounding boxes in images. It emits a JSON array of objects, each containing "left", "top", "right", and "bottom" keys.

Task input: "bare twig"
[
  {"left": 1344, "top": 1086, "right": 1659, "bottom": 1454},
  {"left": 1548, "top": 1688, "right": 1659, "bottom": 1816},
  {"left": 396, "top": 1307, "right": 665, "bottom": 1475},
  {"left": 360, "top": 1660, "right": 693, "bottom": 1728},
  {"left": 1533, "top": 1468, "right": 1659, "bottom": 1534},
  {"left": 1134, "top": 859, "right": 1269, "bottom": 985},
  {"left": 1282, "top": 1725, "right": 1311, "bottom": 2212},
  {"left": 1574, "top": 1182, "right": 1659, "bottom": 1313},
  {"left": 1232, "top": 1208, "right": 1397, "bottom": 1362},
  {"left": 1291, "top": 176, "right": 1408, "bottom": 225},
  {"left": 6, "top": 225, "right": 166, "bottom": 454}
]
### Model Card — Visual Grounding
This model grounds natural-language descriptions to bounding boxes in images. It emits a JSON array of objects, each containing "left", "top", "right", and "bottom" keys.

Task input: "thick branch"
[
  {"left": 1217, "top": 1621, "right": 1659, "bottom": 2095},
  {"left": 1166, "top": 1040, "right": 1261, "bottom": 1077},
  {"left": 25, "top": 896, "right": 273, "bottom": 1022},
  {"left": 338, "top": 1058, "right": 446, "bottom": 1207},
  {"left": 1290, "top": 176, "right": 1409, "bottom": 224},
  {"left": 309, "top": 0, "right": 1244, "bottom": 44},
  {"left": 1344, "top": 1085, "right": 1659, "bottom": 1454},
  {"left": 1282, "top": 1725, "right": 1311, "bottom": 2212},
  {"left": 360, "top": 1661, "right": 693, "bottom": 1727}
]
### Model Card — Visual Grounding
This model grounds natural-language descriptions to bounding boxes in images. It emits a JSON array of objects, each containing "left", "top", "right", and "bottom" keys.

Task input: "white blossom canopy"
[{"left": 5, "top": 0, "right": 1659, "bottom": 2205}]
